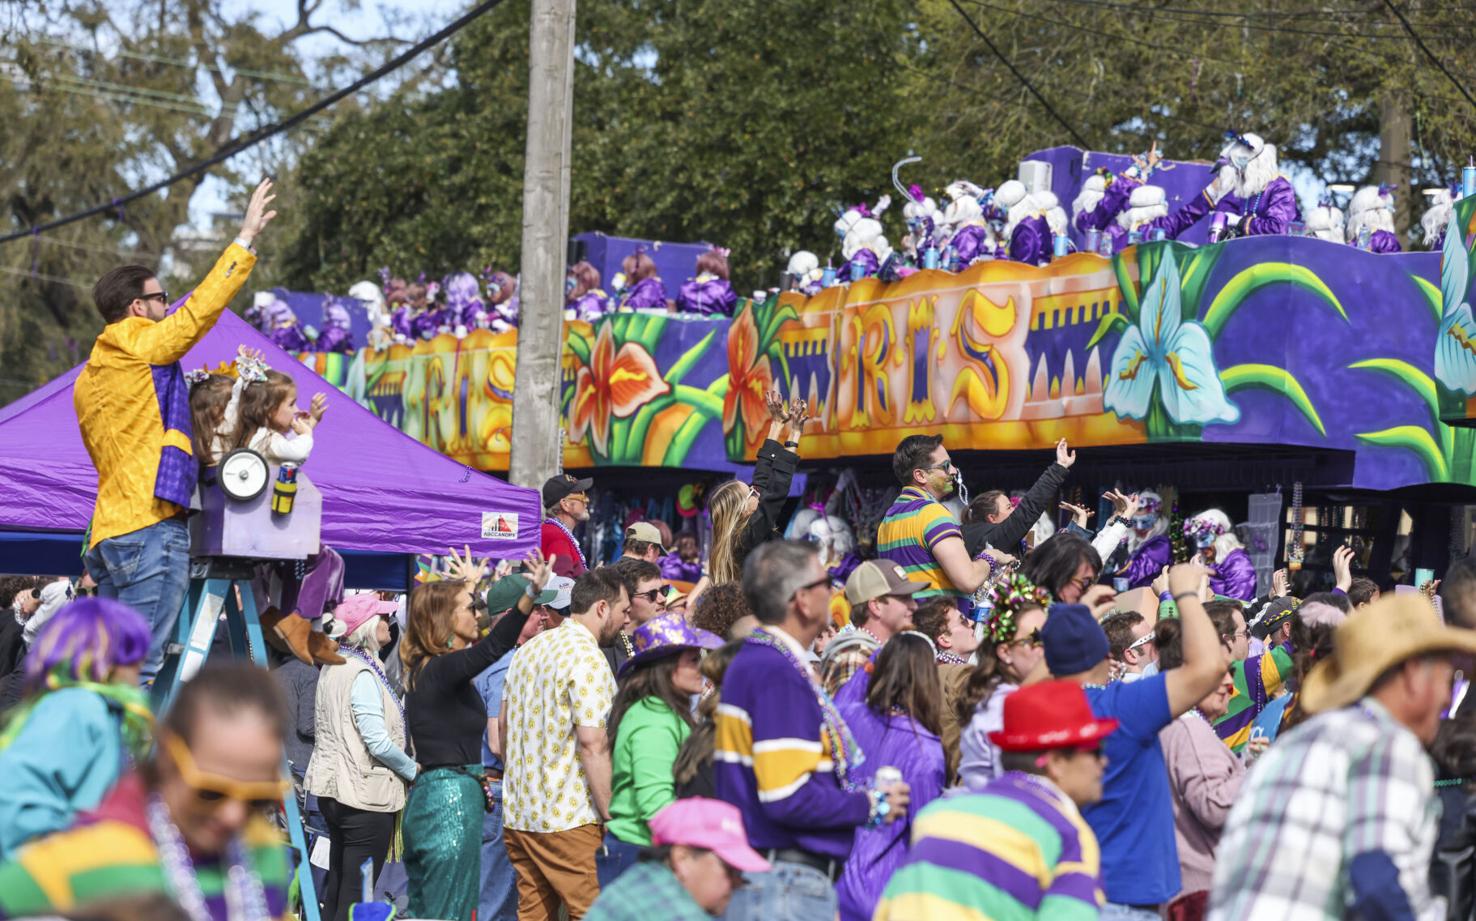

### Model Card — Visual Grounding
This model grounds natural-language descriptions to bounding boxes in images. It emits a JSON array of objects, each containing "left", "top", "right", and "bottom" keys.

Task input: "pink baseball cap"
[
  {"left": 648, "top": 798, "right": 771, "bottom": 874},
  {"left": 332, "top": 592, "right": 400, "bottom": 639}
]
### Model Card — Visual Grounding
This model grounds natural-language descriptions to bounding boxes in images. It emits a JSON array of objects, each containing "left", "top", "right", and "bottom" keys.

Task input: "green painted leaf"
[
  {"left": 565, "top": 330, "right": 592, "bottom": 367},
  {"left": 1348, "top": 358, "right": 1452, "bottom": 459},
  {"left": 1085, "top": 311, "right": 1130, "bottom": 350},
  {"left": 1220, "top": 364, "right": 1326, "bottom": 436},
  {"left": 620, "top": 393, "right": 677, "bottom": 461},
  {"left": 1201, "top": 264, "right": 1347, "bottom": 338},
  {"left": 1356, "top": 426, "right": 1451, "bottom": 482},
  {"left": 706, "top": 374, "right": 731, "bottom": 397},
  {"left": 673, "top": 384, "right": 724, "bottom": 419},
  {"left": 1112, "top": 253, "right": 1140, "bottom": 318},
  {"left": 1413, "top": 275, "right": 1442, "bottom": 325},
  {"left": 663, "top": 411, "right": 711, "bottom": 465},
  {"left": 665, "top": 330, "right": 716, "bottom": 386}
]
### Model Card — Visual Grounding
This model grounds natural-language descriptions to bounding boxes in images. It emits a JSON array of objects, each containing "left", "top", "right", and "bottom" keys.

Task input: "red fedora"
[{"left": 988, "top": 679, "right": 1119, "bottom": 752}]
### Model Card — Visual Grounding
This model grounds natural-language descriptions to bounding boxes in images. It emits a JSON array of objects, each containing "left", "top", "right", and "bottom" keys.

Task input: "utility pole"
[{"left": 509, "top": 0, "right": 576, "bottom": 490}]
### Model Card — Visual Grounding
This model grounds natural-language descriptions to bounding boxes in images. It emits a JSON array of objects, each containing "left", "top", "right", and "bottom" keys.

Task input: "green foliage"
[
  {"left": 1220, "top": 363, "right": 1326, "bottom": 436},
  {"left": 284, "top": 0, "right": 919, "bottom": 291}
]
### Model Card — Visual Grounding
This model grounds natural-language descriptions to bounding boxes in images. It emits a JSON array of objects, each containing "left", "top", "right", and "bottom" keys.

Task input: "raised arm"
[{"left": 1163, "top": 564, "right": 1229, "bottom": 717}]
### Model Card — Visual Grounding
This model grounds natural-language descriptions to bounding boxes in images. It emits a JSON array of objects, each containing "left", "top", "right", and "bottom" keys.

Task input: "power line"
[
  {"left": 943, "top": 0, "right": 1092, "bottom": 148},
  {"left": 1381, "top": 0, "right": 1476, "bottom": 114},
  {"left": 28, "top": 36, "right": 320, "bottom": 90},
  {"left": 0, "top": 0, "right": 505, "bottom": 247},
  {"left": 1049, "top": 0, "right": 1406, "bottom": 40}
]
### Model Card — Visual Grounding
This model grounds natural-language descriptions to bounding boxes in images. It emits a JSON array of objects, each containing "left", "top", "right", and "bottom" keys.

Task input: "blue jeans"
[
  {"left": 84, "top": 518, "right": 191, "bottom": 683},
  {"left": 479, "top": 778, "right": 517, "bottom": 921},
  {"left": 595, "top": 831, "right": 642, "bottom": 888},
  {"left": 722, "top": 860, "right": 836, "bottom": 921}
]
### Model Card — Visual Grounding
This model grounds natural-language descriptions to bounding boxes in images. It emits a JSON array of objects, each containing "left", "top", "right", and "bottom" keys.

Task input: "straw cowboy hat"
[{"left": 1301, "top": 593, "right": 1476, "bottom": 715}]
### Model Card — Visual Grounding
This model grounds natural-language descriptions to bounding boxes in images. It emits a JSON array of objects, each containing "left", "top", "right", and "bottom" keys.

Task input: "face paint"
[
  {"left": 1132, "top": 514, "right": 1158, "bottom": 532},
  {"left": 1194, "top": 532, "right": 1217, "bottom": 550}
]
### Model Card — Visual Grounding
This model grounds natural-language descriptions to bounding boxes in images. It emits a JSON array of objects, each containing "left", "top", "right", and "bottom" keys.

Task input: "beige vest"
[{"left": 304, "top": 654, "right": 408, "bottom": 813}]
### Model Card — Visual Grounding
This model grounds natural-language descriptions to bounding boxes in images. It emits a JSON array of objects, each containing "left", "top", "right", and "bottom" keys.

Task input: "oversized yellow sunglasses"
[{"left": 160, "top": 733, "right": 290, "bottom": 812}]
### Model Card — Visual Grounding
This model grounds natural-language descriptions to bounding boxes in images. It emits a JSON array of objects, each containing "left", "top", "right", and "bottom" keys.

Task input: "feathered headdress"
[{"left": 979, "top": 573, "right": 1052, "bottom": 645}]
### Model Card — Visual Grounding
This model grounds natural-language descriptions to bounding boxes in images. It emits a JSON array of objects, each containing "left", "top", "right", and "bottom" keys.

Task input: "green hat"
[{"left": 485, "top": 575, "right": 557, "bottom": 615}]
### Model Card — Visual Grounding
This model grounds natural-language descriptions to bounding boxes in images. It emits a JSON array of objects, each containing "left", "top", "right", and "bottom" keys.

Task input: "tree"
[
  {"left": 0, "top": 0, "right": 421, "bottom": 401},
  {"left": 283, "top": 0, "right": 921, "bottom": 291}
]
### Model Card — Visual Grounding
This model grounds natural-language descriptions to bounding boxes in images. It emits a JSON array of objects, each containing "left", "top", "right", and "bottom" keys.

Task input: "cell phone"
[
  {"left": 1417, "top": 568, "right": 1436, "bottom": 587},
  {"left": 1113, "top": 577, "right": 1130, "bottom": 593}
]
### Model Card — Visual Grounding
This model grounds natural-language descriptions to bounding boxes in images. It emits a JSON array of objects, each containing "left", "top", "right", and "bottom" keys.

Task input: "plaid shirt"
[
  {"left": 1208, "top": 697, "right": 1443, "bottom": 920},
  {"left": 584, "top": 860, "right": 712, "bottom": 921}
]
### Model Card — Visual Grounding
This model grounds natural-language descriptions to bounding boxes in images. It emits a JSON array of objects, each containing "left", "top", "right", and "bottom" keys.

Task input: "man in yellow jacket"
[{"left": 76, "top": 178, "right": 277, "bottom": 684}]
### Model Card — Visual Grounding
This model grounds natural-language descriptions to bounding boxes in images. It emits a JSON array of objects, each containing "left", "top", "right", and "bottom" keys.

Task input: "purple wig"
[{"left": 24, "top": 597, "right": 151, "bottom": 694}]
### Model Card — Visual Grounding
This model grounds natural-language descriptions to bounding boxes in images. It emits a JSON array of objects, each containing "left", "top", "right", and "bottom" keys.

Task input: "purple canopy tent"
[{"left": 0, "top": 310, "right": 539, "bottom": 585}]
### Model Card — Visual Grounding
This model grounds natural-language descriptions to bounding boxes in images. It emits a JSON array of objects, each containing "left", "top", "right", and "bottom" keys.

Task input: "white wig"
[
  {"left": 786, "top": 250, "right": 820, "bottom": 276},
  {"left": 996, "top": 180, "right": 1033, "bottom": 237},
  {"left": 1422, "top": 189, "right": 1454, "bottom": 249},
  {"left": 1346, "top": 185, "right": 1396, "bottom": 243},
  {"left": 1127, "top": 489, "right": 1169, "bottom": 553},
  {"left": 1072, "top": 174, "right": 1107, "bottom": 222},
  {"left": 1305, "top": 203, "right": 1345, "bottom": 243},
  {"left": 1219, "top": 135, "right": 1280, "bottom": 199},
  {"left": 1188, "top": 508, "right": 1243, "bottom": 559},
  {"left": 1118, "top": 184, "right": 1168, "bottom": 231}
]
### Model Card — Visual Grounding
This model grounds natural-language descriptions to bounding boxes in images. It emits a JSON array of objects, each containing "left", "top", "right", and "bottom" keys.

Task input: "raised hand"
[
  {"left": 523, "top": 548, "right": 554, "bottom": 592},
  {"left": 1080, "top": 583, "right": 1118, "bottom": 619},
  {"left": 309, "top": 393, "right": 328, "bottom": 422},
  {"left": 1056, "top": 438, "right": 1077, "bottom": 469},
  {"left": 1060, "top": 501, "right": 1093, "bottom": 529},
  {"left": 445, "top": 545, "right": 488, "bottom": 585},
  {"left": 238, "top": 178, "right": 278, "bottom": 247},
  {"left": 1103, "top": 489, "right": 1140, "bottom": 520},
  {"left": 765, "top": 390, "right": 790, "bottom": 423},
  {"left": 1332, "top": 544, "right": 1355, "bottom": 593},
  {"left": 1271, "top": 568, "right": 1289, "bottom": 598}
]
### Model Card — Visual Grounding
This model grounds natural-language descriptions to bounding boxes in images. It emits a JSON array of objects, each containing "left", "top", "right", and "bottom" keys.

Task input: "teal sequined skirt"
[{"left": 403, "top": 765, "right": 484, "bottom": 921}]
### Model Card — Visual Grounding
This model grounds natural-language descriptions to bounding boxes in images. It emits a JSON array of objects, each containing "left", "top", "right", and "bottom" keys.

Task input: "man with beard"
[
  {"left": 541, "top": 475, "right": 594, "bottom": 579},
  {"left": 879, "top": 435, "right": 998, "bottom": 613},
  {"left": 500, "top": 568, "right": 629, "bottom": 919}
]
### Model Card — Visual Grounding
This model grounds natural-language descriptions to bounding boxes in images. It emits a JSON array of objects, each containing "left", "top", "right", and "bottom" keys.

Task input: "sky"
[{"left": 187, "top": 0, "right": 468, "bottom": 234}]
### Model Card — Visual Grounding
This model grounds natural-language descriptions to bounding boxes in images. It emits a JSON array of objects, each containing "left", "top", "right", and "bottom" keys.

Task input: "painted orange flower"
[
  {"left": 569, "top": 323, "right": 671, "bottom": 455},
  {"left": 724, "top": 308, "right": 775, "bottom": 442}
]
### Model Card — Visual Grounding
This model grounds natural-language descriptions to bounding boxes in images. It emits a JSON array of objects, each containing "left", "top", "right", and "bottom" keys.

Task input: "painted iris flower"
[
  {"left": 1104, "top": 253, "right": 1239, "bottom": 426},
  {"left": 569, "top": 323, "right": 671, "bottom": 455},
  {"left": 1435, "top": 209, "right": 1476, "bottom": 395}
]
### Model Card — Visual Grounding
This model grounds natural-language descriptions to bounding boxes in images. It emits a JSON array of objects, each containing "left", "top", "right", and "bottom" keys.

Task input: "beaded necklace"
[
  {"left": 147, "top": 795, "right": 269, "bottom": 921},
  {"left": 936, "top": 651, "right": 970, "bottom": 666},
  {"left": 545, "top": 516, "right": 587, "bottom": 571},
  {"left": 343, "top": 646, "right": 405, "bottom": 729},
  {"left": 746, "top": 627, "right": 866, "bottom": 792},
  {"left": 619, "top": 631, "right": 634, "bottom": 658}
]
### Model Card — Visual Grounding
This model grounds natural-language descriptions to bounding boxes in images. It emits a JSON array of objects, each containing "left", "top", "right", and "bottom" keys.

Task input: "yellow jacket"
[{"left": 75, "top": 243, "right": 257, "bottom": 548}]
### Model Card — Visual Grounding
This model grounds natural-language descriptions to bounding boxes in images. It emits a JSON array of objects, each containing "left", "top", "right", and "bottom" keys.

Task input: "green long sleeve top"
[{"left": 608, "top": 696, "right": 692, "bottom": 846}]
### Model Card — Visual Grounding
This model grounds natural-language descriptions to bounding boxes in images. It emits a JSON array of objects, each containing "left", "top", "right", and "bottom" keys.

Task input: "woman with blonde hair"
[
  {"left": 399, "top": 550, "right": 550, "bottom": 921},
  {"left": 707, "top": 392, "right": 808, "bottom": 583}
]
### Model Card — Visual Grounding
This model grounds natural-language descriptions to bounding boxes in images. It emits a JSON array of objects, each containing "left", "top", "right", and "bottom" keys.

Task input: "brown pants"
[{"left": 503, "top": 823, "right": 603, "bottom": 921}]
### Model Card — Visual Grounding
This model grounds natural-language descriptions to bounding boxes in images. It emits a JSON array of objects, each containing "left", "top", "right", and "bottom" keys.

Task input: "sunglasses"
[
  {"left": 792, "top": 576, "right": 831, "bottom": 599},
  {"left": 1010, "top": 629, "right": 1044, "bottom": 648},
  {"left": 632, "top": 588, "right": 666, "bottom": 603},
  {"left": 1075, "top": 745, "right": 1106, "bottom": 761},
  {"left": 1126, "top": 631, "right": 1156, "bottom": 653},
  {"left": 161, "top": 733, "right": 289, "bottom": 814},
  {"left": 139, "top": 290, "right": 170, "bottom": 304}
]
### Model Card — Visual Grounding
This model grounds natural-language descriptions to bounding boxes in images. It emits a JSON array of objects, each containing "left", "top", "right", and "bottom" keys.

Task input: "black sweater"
[
  {"left": 405, "top": 607, "right": 528, "bottom": 769},
  {"left": 733, "top": 438, "right": 799, "bottom": 567},
  {"left": 961, "top": 462, "right": 1069, "bottom": 558}
]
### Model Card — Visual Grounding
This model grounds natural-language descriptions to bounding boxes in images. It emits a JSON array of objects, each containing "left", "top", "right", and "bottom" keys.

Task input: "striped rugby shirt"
[
  {"left": 713, "top": 630, "right": 871, "bottom": 859},
  {"left": 875, "top": 771, "right": 1104, "bottom": 920},
  {"left": 877, "top": 486, "right": 966, "bottom": 601}
]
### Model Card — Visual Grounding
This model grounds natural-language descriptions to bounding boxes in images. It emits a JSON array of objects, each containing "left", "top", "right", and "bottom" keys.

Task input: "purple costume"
[
  {"left": 675, "top": 275, "right": 738, "bottom": 317},
  {"left": 1154, "top": 175, "right": 1301, "bottom": 239},
  {"left": 569, "top": 289, "right": 612, "bottom": 323},
  {"left": 833, "top": 705, "right": 945, "bottom": 921},
  {"left": 949, "top": 224, "right": 993, "bottom": 266},
  {"left": 846, "top": 248, "right": 881, "bottom": 280},
  {"left": 316, "top": 298, "right": 355, "bottom": 354},
  {"left": 658, "top": 553, "right": 703, "bottom": 583},
  {"left": 1119, "top": 534, "right": 1172, "bottom": 589},
  {"left": 1367, "top": 229, "right": 1403, "bottom": 253},
  {"left": 1007, "top": 214, "right": 1052, "bottom": 266},
  {"left": 1074, "top": 177, "right": 1138, "bottom": 235},
  {"left": 442, "top": 272, "right": 488, "bottom": 330},
  {"left": 620, "top": 275, "right": 669, "bottom": 310},
  {"left": 390, "top": 305, "right": 414, "bottom": 341},
  {"left": 410, "top": 306, "right": 447, "bottom": 340},
  {"left": 1209, "top": 547, "right": 1257, "bottom": 601}
]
